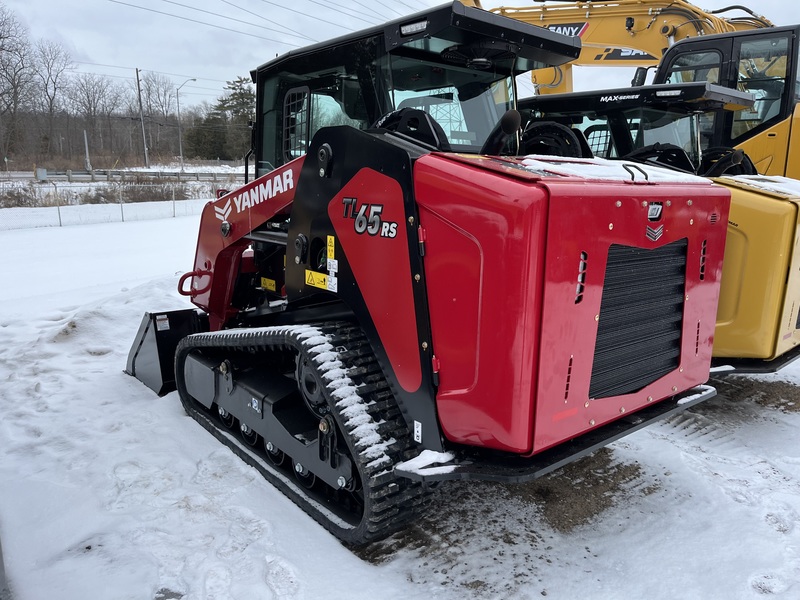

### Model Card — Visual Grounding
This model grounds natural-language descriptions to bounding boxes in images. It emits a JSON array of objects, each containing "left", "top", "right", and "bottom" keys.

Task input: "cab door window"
[
  {"left": 662, "top": 50, "right": 722, "bottom": 84},
  {"left": 731, "top": 35, "right": 790, "bottom": 140}
]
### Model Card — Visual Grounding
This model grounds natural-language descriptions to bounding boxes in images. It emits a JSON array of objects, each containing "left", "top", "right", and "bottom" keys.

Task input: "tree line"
[{"left": 0, "top": 3, "right": 254, "bottom": 171}]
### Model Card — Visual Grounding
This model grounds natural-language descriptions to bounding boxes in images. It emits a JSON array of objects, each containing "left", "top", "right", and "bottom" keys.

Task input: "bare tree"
[
  {"left": 140, "top": 71, "right": 177, "bottom": 158},
  {"left": 142, "top": 71, "right": 175, "bottom": 119},
  {"left": 68, "top": 73, "right": 109, "bottom": 122},
  {"left": 32, "top": 39, "right": 72, "bottom": 156},
  {"left": 0, "top": 3, "right": 243, "bottom": 168},
  {"left": 98, "top": 80, "right": 124, "bottom": 157},
  {"left": 67, "top": 72, "right": 117, "bottom": 160},
  {"left": 0, "top": 4, "right": 34, "bottom": 159}
]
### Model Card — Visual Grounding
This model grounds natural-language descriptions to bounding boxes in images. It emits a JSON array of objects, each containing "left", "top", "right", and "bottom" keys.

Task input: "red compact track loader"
[{"left": 127, "top": 1, "right": 730, "bottom": 544}]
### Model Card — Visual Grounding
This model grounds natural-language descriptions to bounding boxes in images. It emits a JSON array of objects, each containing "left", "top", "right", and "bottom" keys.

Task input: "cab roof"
[{"left": 251, "top": 1, "right": 581, "bottom": 81}]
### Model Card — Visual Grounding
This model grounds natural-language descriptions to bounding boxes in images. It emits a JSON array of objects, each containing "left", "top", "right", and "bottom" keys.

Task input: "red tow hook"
[{"left": 178, "top": 271, "right": 210, "bottom": 296}]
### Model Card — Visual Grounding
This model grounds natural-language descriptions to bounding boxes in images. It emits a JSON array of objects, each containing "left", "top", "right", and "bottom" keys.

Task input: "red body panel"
[
  {"left": 415, "top": 157, "right": 549, "bottom": 451},
  {"left": 328, "top": 169, "right": 422, "bottom": 393},
  {"left": 416, "top": 154, "right": 729, "bottom": 454},
  {"left": 188, "top": 158, "right": 304, "bottom": 329}
]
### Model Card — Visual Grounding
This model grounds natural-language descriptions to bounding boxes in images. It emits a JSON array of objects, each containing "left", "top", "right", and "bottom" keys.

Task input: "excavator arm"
[{"left": 490, "top": 0, "right": 772, "bottom": 93}]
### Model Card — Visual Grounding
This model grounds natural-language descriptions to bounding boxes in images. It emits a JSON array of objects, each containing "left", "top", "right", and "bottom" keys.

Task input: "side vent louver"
[
  {"left": 699, "top": 239, "right": 707, "bottom": 281},
  {"left": 564, "top": 355, "right": 574, "bottom": 401},
  {"left": 695, "top": 321, "right": 701, "bottom": 356},
  {"left": 575, "top": 251, "right": 588, "bottom": 304}
]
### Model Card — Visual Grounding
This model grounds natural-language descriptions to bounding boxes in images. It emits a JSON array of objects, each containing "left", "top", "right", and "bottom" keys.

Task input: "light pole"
[
  {"left": 176, "top": 78, "right": 196, "bottom": 172},
  {"left": 136, "top": 68, "right": 149, "bottom": 168}
]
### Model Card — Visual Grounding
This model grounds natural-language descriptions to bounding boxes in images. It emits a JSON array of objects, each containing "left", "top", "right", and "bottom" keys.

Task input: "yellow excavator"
[
  {"left": 474, "top": 0, "right": 772, "bottom": 94},
  {"left": 466, "top": 0, "right": 798, "bottom": 178}
]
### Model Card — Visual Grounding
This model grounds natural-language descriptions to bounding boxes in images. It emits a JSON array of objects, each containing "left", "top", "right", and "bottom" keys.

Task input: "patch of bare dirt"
[
  {"left": 356, "top": 447, "right": 657, "bottom": 595},
  {"left": 712, "top": 376, "right": 800, "bottom": 413},
  {"left": 507, "top": 448, "right": 656, "bottom": 534}
]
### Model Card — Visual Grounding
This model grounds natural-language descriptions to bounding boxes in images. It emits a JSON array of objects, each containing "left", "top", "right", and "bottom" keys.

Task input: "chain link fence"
[{"left": 0, "top": 180, "right": 228, "bottom": 231}]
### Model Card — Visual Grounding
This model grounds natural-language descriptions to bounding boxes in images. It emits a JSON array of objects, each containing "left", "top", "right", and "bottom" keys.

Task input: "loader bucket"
[{"left": 125, "top": 309, "right": 208, "bottom": 396}]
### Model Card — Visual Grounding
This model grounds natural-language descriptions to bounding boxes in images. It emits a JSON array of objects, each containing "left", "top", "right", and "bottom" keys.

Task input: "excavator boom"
[{"left": 491, "top": 0, "right": 772, "bottom": 93}]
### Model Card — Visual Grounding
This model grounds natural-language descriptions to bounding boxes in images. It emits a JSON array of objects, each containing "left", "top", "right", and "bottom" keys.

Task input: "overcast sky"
[{"left": 7, "top": 0, "right": 800, "bottom": 107}]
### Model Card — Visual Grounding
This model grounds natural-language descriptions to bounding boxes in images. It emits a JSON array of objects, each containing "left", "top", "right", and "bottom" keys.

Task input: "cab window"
[
  {"left": 731, "top": 35, "right": 789, "bottom": 139},
  {"left": 662, "top": 50, "right": 722, "bottom": 85}
]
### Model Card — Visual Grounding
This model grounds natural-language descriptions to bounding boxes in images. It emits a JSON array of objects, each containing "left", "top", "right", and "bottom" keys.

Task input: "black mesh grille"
[
  {"left": 589, "top": 239, "right": 688, "bottom": 399},
  {"left": 283, "top": 87, "right": 309, "bottom": 163}
]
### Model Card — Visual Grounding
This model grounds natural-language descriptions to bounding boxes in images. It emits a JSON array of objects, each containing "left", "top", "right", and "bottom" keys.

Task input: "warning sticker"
[
  {"left": 327, "top": 258, "right": 338, "bottom": 273},
  {"left": 305, "top": 270, "right": 328, "bottom": 290},
  {"left": 327, "top": 235, "right": 335, "bottom": 260},
  {"left": 327, "top": 275, "right": 338, "bottom": 293},
  {"left": 260, "top": 277, "right": 277, "bottom": 292},
  {"left": 155, "top": 314, "right": 170, "bottom": 332}
]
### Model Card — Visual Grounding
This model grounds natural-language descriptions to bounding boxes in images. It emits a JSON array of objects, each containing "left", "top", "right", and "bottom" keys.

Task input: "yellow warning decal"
[
  {"left": 260, "top": 277, "right": 276, "bottom": 292},
  {"left": 327, "top": 235, "right": 335, "bottom": 260},
  {"left": 305, "top": 270, "right": 328, "bottom": 290}
]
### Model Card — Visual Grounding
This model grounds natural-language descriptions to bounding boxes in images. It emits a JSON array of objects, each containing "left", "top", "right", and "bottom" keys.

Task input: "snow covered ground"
[{"left": 1, "top": 215, "right": 800, "bottom": 599}]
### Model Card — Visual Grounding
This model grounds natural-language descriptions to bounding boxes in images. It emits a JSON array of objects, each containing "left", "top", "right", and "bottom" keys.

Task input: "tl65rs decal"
[{"left": 342, "top": 197, "right": 398, "bottom": 238}]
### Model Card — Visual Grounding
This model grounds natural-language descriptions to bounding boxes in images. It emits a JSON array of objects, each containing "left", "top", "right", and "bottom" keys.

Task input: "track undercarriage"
[{"left": 174, "top": 323, "right": 429, "bottom": 545}]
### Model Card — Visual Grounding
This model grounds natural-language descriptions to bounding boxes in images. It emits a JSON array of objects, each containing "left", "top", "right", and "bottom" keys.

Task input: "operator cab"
[
  {"left": 250, "top": 1, "right": 580, "bottom": 176},
  {"left": 653, "top": 25, "right": 800, "bottom": 174},
  {"left": 517, "top": 81, "right": 755, "bottom": 177}
]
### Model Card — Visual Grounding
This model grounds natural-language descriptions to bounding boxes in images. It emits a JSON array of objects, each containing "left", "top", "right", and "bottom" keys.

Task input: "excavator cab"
[{"left": 653, "top": 25, "right": 800, "bottom": 177}]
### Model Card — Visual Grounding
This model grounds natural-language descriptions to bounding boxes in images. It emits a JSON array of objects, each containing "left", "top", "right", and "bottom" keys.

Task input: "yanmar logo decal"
[
  {"left": 214, "top": 170, "right": 295, "bottom": 221},
  {"left": 646, "top": 224, "right": 664, "bottom": 242},
  {"left": 546, "top": 22, "right": 589, "bottom": 37},
  {"left": 214, "top": 199, "right": 232, "bottom": 221}
]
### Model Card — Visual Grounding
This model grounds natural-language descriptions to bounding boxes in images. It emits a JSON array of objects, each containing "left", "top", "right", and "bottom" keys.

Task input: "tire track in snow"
[
  {"left": 264, "top": 554, "right": 302, "bottom": 600},
  {"left": 649, "top": 391, "right": 800, "bottom": 597},
  {"left": 0, "top": 311, "right": 104, "bottom": 480},
  {"left": 0, "top": 295, "right": 306, "bottom": 600}
]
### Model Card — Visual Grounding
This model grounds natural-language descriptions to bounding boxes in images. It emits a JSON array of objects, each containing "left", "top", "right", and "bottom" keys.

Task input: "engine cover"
[{"left": 416, "top": 154, "right": 730, "bottom": 454}]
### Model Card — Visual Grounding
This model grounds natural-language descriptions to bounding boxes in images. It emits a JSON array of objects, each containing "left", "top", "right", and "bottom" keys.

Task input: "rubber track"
[{"left": 174, "top": 322, "right": 430, "bottom": 545}]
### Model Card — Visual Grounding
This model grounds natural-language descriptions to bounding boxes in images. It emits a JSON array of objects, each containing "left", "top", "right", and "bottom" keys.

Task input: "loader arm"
[{"left": 181, "top": 158, "right": 305, "bottom": 330}]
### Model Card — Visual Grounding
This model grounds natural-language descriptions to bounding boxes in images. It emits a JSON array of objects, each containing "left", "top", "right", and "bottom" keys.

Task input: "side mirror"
[
  {"left": 631, "top": 67, "right": 648, "bottom": 87},
  {"left": 244, "top": 120, "right": 256, "bottom": 184}
]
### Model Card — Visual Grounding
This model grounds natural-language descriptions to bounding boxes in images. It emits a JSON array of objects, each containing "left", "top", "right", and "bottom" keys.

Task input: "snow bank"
[{"left": 0, "top": 199, "right": 209, "bottom": 231}]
